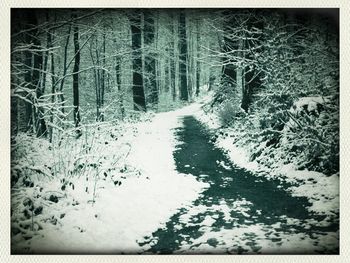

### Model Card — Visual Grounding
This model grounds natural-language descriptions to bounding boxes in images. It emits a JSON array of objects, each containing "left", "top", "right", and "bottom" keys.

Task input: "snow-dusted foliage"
[
  {"left": 209, "top": 10, "right": 339, "bottom": 177},
  {"left": 11, "top": 120, "right": 140, "bottom": 253},
  {"left": 196, "top": 10, "right": 339, "bottom": 223},
  {"left": 11, "top": 105, "right": 209, "bottom": 254}
]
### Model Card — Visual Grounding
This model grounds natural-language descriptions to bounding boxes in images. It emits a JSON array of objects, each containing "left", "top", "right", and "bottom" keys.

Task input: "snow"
[
  {"left": 291, "top": 96, "right": 330, "bottom": 114},
  {"left": 11, "top": 91, "right": 339, "bottom": 254},
  {"left": 12, "top": 103, "right": 209, "bottom": 254},
  {"left": 282, "top": 168, "right": 339, "bottom": 215},
  {"left": 194, "top": 93, "right": 339, "bottom": 217},
  {"left": 173, "top": 197, "right": 338, "bottom": 254}
]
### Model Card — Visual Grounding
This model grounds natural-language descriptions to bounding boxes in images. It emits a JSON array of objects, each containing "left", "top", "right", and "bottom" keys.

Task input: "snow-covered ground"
[
  {"left": 174, "top": 199, "right": 338, "bottom": 254},
  {"left": 194, "top": 93, "right": 339, "bottom": 217},
  {"left": 11, "top": 91, "right": 338, "bottom": 254},
  {"left": 11, "top": 103, "right": 208, "bottom": 254},
  {"left": 126, "top": 93, "right": 338, "bottom": 254}
]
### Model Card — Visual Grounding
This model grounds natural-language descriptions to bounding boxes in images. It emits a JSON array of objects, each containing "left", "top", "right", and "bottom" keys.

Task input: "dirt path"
[{"left": 138, "top": 116, "right": 339, "bottom": 254}]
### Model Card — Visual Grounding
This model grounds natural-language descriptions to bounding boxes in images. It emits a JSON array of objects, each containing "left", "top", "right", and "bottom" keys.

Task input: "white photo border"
[{"left": 1, "top": 0, "right": 348, "bottom": 262}]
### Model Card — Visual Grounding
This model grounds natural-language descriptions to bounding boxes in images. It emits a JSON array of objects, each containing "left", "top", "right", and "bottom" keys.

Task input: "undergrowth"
[
  {"left": 11, "top": 119, "right": 142, "bottom": 252},
  {"left": 210, "top": 89, "right": 339, "bottom": 176}
]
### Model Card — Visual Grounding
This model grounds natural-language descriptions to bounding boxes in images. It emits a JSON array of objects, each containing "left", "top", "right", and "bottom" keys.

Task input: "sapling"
[{"left": 92, "top": 163, "right": 100, "bottom": 206}]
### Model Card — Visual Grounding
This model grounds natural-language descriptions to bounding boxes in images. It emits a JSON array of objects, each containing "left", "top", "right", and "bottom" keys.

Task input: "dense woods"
[
  {"left": 12, "top": 8, "right": 338, "bottom": 174},
  {"left": 11, "top": 8, "right": 339, "bottom": 254},
  {"left": 11, "top": 8, "right": 220, "bottom": 137}
]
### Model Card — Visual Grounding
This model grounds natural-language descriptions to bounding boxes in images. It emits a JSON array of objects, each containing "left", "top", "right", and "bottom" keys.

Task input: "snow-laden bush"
[
  {"left": 11, "top": 120, "right": 141, "bottom": 251},
  {"left": 212, "top": 83, "right": 248, "bottom": 127},
  {"left": 218, "top": 101, "right": 241, "bottom": 126},
  {"left": 210, "top": 90, "right": 339, "bottom": 176},
  {"left": 279, "top": 96, "right": 339, "bottom": 175},
  {"left": 210, "top": 83, "right": 236, "bottom": 108},
  {"left": 246, "top": 95, "right": 339, "bottom": 175},
  {"left": 11, "top": 133, "right": 54, "bottom": 187}
]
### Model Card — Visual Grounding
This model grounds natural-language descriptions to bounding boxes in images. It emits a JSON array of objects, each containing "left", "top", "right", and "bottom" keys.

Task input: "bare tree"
[
  {"left": 72, "top": 13, "right": 82, "bottom": 136},
  {"left": 195, "top": 17, "right": 201, "bottom": 96},
  {"left": 178, "top": 10, "right": 188, "bottom": 101},
  {"left": 143, "top": 10, "right": 158, "bottom": 106},
  {"left": 130, "top": 11, "right": 146, "bottom": 111}
]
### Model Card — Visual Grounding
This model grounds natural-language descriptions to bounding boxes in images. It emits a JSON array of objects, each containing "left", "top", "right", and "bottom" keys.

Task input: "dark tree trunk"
[
  {"left": 187, "top": 33, "right": 193, "bottom": 100},
  {"left": 22, "top": 12, "right": 37, "bottom": 131},
  {"left": 23, "top": 38, "right": 33, "bottom": 130},
  {"left": 59, "top": 25, "right": 71, "bottom": 114},
  {"left": 34, "top": 55, "right": 46, "bottom": 137},
  {"left": 241, "top": 85, "right": 250, "bottom": 112},
  {"left": 208, "top": 75, "right": 215, "bottom": 91},
  {"left": 91, "top": 32, "right": 106, "bottom": 122},
  {"left": 90, "top": 36, "right": 102, "bottom": 121},
  {"left": 195, "top": 18, "right": 200, "bottom": 96},
  {"left": 195, "top": 63, "right": 200, "bottom": 96},
  {"left": 171, "top": 53, "right": 176, "bottom": 101},
  {"left": 113, "top": 35, "right": 125, "bottom": 119},
  {"left": 221, "top": 13, "right": 250, "bottom": 112},
  {"left": 93, "top": 33, "right": 106, "bottom": 122},
  {"left": 220, "top": 36, "right": 236, "bottom": 86},
  {"left": 36, "top": 12, "right": 53, "bottom": 137},
  {"left": 178, "top": 11, "right": 188, "bottom": 101},
  {"left": 164, "top": 53, "right": 170, "bottom": 93},
  {"left": 220, "top": 12, "right": 237, "bottom": 87},
  {"left": 35, "top": 52, "right": 46, "bottom": 138},
  {"left": 130, "top": 12, "right": 146, "bottom": 111},
  {"left": 144, "top": 10, "right": 158, "bottom": 105},
  {"left": 22, "top": 11, "right": 46, "bottom": 136},
  {"left": 72, "top": 15, "right": 81, "bottom": 135},
  {"left": 170, "top": 13, "right": 177, "bottom": 101},
  {"left": 115, "top": 56, "right": 125, "bottom": 118},
  {"left": 241, "top": 17, "right": 264, "bottom": 112}
]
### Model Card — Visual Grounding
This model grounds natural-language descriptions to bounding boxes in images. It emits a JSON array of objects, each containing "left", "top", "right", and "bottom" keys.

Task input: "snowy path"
[
  {"left": 139, "top": 116, "right": 339, "bottom": 254},
  {"left": 21, "top": 101, "right": 338, "bottom": 254},
  {"left": 23, "top": 103, "right": 208, "bottom": 254}
]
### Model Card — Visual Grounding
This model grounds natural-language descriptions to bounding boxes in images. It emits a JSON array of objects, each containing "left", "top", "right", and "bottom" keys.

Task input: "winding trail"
[
  {"left": 138, "top": 115, "right": 339, "bottom": 254},
  {"left": 12, "top": 100, "right": 338, "bottom": 254}
]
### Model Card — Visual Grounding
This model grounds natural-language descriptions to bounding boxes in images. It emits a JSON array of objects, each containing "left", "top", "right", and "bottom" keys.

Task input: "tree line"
[
  {"left": 11, "top": 8, "right": 339, "bottom": 161},
  {"left": 11, "top": 8, "right": 221, "bottom": 140}
]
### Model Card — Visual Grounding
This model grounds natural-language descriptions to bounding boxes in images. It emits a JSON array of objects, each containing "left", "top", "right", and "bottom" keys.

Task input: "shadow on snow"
[{"left": 139, "top": 116, "right": 338, "bottom": 254}]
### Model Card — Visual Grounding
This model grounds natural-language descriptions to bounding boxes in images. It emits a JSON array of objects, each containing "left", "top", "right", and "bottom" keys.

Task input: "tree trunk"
[
  {"left": 22, "top": 11, "right": 46, "bottom": 136},
  {"left": 220, "top": 13, "right": 236, "bottom": 87},
  {"left": 187, "top": 24, "right": 193, "bottom": 100},
  {"left": 130, "top": 12, "right": 146, "bottom": 111},
  {"left": 23, "top": 36, "right": 33, "bottom": 131},
  {"left": 35, "top": 53, "right": 46, "bottom": 138},
  {"left": 113, "top": 35, "right": 125, "bottom": 119},
  {"left": 49, "top": 33, "right": 56, "bottom": 142},
  {"left": 99, "top": 32, "right": 106, "bottom": 121},
  {"left": 59, "top": 25, "right": 71, "bottom": 114},
  {"left": 115, "top": 56, "right": 125, "bottom": 118},
  {"left": 72, "top": 15, "right": 81, "bottom": 136},
  {"left": 171, "top": 13, "right": 177, "bottom": 101},
  {"left": 178, "top": 11, "right": 188, "bottom": 101},
  {"left": 236, "top": 36, "right": 244, "bottom": 107},
  {"left": 195, "top": 18, "right": 201, "bottom": 96},
  {"left": 35, "top": 38, "right": 47, "bottom": 137},
  {"left": 143, "top": 10, "right": 158, "bottom": 105}
]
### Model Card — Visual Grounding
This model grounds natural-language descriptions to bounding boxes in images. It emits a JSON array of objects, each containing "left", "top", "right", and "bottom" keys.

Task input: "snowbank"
[
  {"left": 12, "top": 104, "right": 208, "bottom": 254},
  {"left": 194, "top": 95, "right": 339, "bottom": 217}
]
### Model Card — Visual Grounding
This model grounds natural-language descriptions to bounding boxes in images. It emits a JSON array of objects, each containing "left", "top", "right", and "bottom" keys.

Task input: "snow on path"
[{"left": 26, "top": 102, "right": 208, "bottom": 254}]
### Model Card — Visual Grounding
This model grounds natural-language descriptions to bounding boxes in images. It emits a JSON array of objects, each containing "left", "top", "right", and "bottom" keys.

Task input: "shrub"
[{"left": 218, "top": 101, "right": 243, "bottom": 126}]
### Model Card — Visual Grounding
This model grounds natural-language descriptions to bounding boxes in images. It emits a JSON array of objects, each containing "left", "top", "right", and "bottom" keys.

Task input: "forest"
[{"left": 11, "top": 8, "right": 339, "bottom": 254}]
